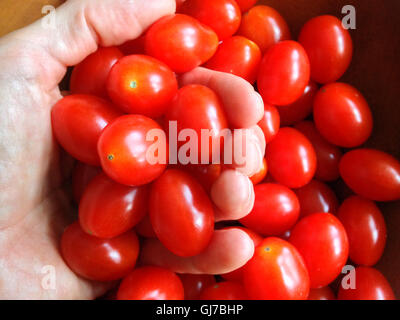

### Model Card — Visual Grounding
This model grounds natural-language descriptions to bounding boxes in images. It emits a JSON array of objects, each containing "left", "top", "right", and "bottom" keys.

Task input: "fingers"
[
  {"left": 140, "top": 228, "right": 254, "bottom": 275},
  {"left": 180, "top": 67, "right": 264, "bottom": 128}
]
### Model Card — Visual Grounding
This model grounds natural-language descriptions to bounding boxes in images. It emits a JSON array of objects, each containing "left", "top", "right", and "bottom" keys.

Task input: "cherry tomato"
[
  {"left": 179, "top": 274, "right": 216, "bottom": 300},
  {"left": 313, "top": 83, "right": 373, "bottom": 148},
  {"left": 72, "top": 162, "right": 101, "bottom": 203},
  {"left": 294, "top": 179, "right": 339, "bottom": 217},
  {"left": 237, "top": 5, "right": 291, "bottom": 53},
  {"left": 298, "top": 15, "right": 353, "bottom": 84},
  {"left": 135, "top": 214, "right": 156, "bottom": 238},
  {"left": 70, "top": 47, "right": 123, "bottom": 98},
  {"left": 265, "top": 127, "right": 317, "bottom": 188},
  {"left": 308, "top": 287, "right": 336, "bottom": 300},
  {"left": 338, "top": 267, "right": 395, "bottom": 300},
  {"left": 199, "top": 281, "right": 248, "bottom": 300},
  {"left": 289, "top": 213, "right": 349, "bottom": 288},
  {"left": 243, "top": 237, "right": 310, "bottom": 300},
  {"left": 97, "top": 114, "right": 168, "bottom": 186},
  {"left": 117, "top": 266, "right": 184, "bottom": 300},
  {"left": 204, "top": 36, "right": 261, "bottom": 83},
  {"left": 295, "top": 121, "right": 343, "bottom": 181},
  {"left": 250, "top": 158, "right": 268, "bottom": 185},
  {"left": 145, "top": 14, "right": 218, "bottom": 73},
  {"left": 118, "top": 35, "right": 146, "bottom": 55},
  {"left": 179, "top": 0, "right": 241, "bottom": 41},
  {"left": 106, "top": 55, "right": 177, "bottom": 118},
  {"left": 235, "top": 0, "right": 258, "bottom": 13},
  {"left": 61, "top": 222, "right": 139, "bottom": 281},
  {"left": 277, "top": 81, "right": 318, "bottom": 126},
  {"left": 240, "top": 183, "right": 300, "bottom": 236},
  {"left": 258, "top": 41, "right": 310, "bottom": 106},
  {"left": 166, "top": 84, "right": 228, "bottom": 163},
  {"left": 257, "top": 103, "right": 280, "bottom": 144},
  {"left": 339, "top": 148, "right": 400, "bottom": 201},
  {"left": 149, "top": 169, "right": 214, "bottom": 257},
  {"left": 181, "top": 163, "right": 222, "bottom": 193},
  {"left": 51, "top": 94, "right": 122, "bottom": 166},
  {"left": 79, "top": 173, "right": 149, "bottom": 238},
  {"left": 337, "top": 196, "right": 386, "bottom": 266}
]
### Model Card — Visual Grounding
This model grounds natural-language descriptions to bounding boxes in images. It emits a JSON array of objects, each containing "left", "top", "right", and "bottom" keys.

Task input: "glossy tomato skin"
[
  {"left": 250, "top": 158, "right": 267, "bottom": 185},
  {"left": 145, "top": 14, "right": 219, "bottom": 73},
  {"left": 337, "top": 196, "right": 386, "bottom": 266},
  {"left": 235, "top": 0, "right": 257, "bottom": 12},
  {"left": 61, "top": 222, "right": 139, "bottom": 281},
  {"left": 339, "top": 148, "right": 400, "bottom": 201},
  {"left": 295, "top": 121, "right": 343, "bottom": 181},
  {"left": 258, "top": 41, "right": 310, "bottom": 106},
  {"left": 97, "top": 114, "right": 168, "bottom": 186},
  {"left": 240, "top": 183, "right": 300, "bottom": 236},
  {"left": 299, "top": 15, "right": 353, "bottom": 84},
  {"left": 70, "top": 47, "right": 123, "bottom": 98},
  {"left": 289, "top": 213, "right": 349, "bottom": 288},
  {"left": 181, "top": 163, "right": 222, "bottom": 194},
  {"left": 265, "top": 127, "right": 317, "bottom": 188},
  {"left": 277, "top": 81, "right": 318, "bottom": 126},
  {"left": 117, "top": 266, "right": 184, "bottom": 300},
  {"left": 237, "top": 5, "right": 291, "bottom": 53},
  {"left": 51, "top": 94, "right": 122, "bottom": 166},
  {"left": 313, "top": 83, "right": 373, "bottom": 148},
  {"left": 243, "top": 237, "right": 310, "bottom": 300},
  {"left": 180, "top": 0, "right": 241, "bottom": 40},
  {"left": 179, "top": 274, "right": 216, "bottom": 300},
  {"left": 106, "top": 55, "right": 178, "bottom": 118},
  {"left": 72, "top": 162, "right": 101, "bottom": 203},
  {"left": 199, "top": 281, "right": 248, "bottom": 300},
  {"left": 257, "top": 103, "right": 280, "bottom": 144},
  {"left": 294, "top": 179, "right": 339, "bottom": 217},
  {"left": 308, "top": 287, "right": 336, "bottom": 300},
  {"left": 166, "top": 85, "right": 228, "bottom": 163},
  {"left": 149, "top": 169, "right": 214, "bottom": 257},
  {"left": 205, "top": 36, "right": 261, "bottom": 83},
  {"left": 79, "top": 173, "right": 149, "bottom": 238}
]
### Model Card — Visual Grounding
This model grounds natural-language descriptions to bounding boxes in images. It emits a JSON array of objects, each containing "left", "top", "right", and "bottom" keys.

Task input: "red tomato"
[
  {"left": 70, "top": 47, "right": 123, "bottom": 98},
  {"left": 179, "top": 274, "right": 216, "bottom": 300},
  {"left": 145, "top": 14, "right": 218, "bottom": 73},
  {"left": 106, "top": 55, "right": 177, "bottom": 118},
  {"left": 313, "top": 83, "right": 373, "bottom": 148},
  {"left": 204, "top": 36, "right": 261, "bottom": 83},
  {"left": 240, "top": 183, "right": 300, "bottom": 236},
  {"left": 179, "top": 0, "right": 241, "bottom": 41},
  {"left": 117, "top": 266, "right": 184, "bottom": 300},
  {"left": 265, "top": 127, "right": 317, "bottom": 188},
  {"left": 118, "top": 35, "right": 146, "bottom": 55},
  {"left": 337, "top": 267, "right": 395, "bottom": 300},
  {"left": 79, "top": 173, "right": 149, "bottom": 238},
  {"left": 243, "top": 237, "right": 310, "bottom": 300},
  {"left": 51, "top": 94, "right": 122, "bottom": 166},
  {"left": 258, "top": 41, "right": 310, "bottom": 106},
  {"left": 97, "top": 114, "right": 168, "bottom": 186},
  {"left": 166, "top": 85, "right": 228, "bottom": 163},
  {"left": 72, "top": 162, "right": 101, "bottom": 203},
  {"left": 61, "top": 222, "right": 139, "bottom": 281},
  {"left": 237, "top": 5, "right": 291, "bottom": 53},
  {"left": 298, "top": 15, "right": 353, "bottom": 84},
  {"left": 235, "top": 0, "right": 258, "bottom": 12},
  {"left": 308, "top": 287, "right": 336, "bottom": 300},
  {"left": 337, "top": 196, "right": 386, "bottom": 266},
  {"left": 277, "top": 81, "right": 318, "bottom": 126},
  {"left": 149, "top": 169, "right": 214, "bottom": 257},
  {"left": 257, "top": 103, "right": 280, "bottom": 144},
  {"left": 250, "top": 158, "right": 268, "bottom": 185},
  {"left": 199, "top": 281, "right": 248, "bottom": 300},
  {"left": 294, "top": 179, "right": 339, "bottom": 217},
  {"left": 135, "top": 214, "right": 156, "bottom": 238},
  {"left": 295, "top": 121, "right": 343, "bottom": 181},
  {"left": 339, "top": 148, "right": 400, "bottom": 201},
  {"left": 289, "top": 213, "right": 349, "bottom": 288},
  {"left": 182, "top": 163, "right": 222, "bottom": 193}
]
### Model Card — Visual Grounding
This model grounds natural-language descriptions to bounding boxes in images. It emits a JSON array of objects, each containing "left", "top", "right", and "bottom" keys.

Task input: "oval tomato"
[
  {"left": 199, "top": 281, "right": 248, "bottom": 300},
  {"left": 51, "top": 94, "right": 122, "bottom": 166},
  {"left": 179, "top": 274, "right": 216, "bottom": 300},
  {"left": 145, "top": 14, "right": 218, "bottom": 73},
  {"left": 257, "top": 103, "right": 280, "bottom": 144},
  {"left": 258, "top": 41, "right": 310, "bottom": 106},
  {"left": 250, "top": 158, "right": 268, "bottom": 185},
  {"left": 149, "top": 169, "right": 214, "bottom": 257},
  {"left": 308, "top": 287, "right": 336, "bottom": 300},
  {"left": 61, "top": 222, "right": 139, "bottom": 281},
  {"left": 72, "top": 162, "right": 101, "bottom": 203}
]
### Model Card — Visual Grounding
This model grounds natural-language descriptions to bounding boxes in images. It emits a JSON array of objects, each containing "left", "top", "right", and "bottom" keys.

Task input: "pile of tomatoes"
[{"left": 52, "top": 0, "right": 399, "bottom": 300}]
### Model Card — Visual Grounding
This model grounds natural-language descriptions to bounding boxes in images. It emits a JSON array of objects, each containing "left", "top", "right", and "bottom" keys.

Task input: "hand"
[{"left": 0, "top": 0, "right": 264, "bottom": 299}]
